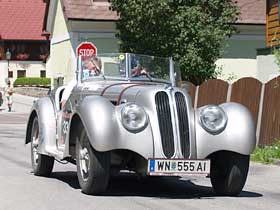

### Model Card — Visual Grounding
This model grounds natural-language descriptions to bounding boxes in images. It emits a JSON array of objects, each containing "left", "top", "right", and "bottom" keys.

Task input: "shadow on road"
[
  {"left": 50, "top": 171, "right": 263, "bottom": 199},
  {"left": 51, "top": 171, "right": 80, "bottom": 189}
]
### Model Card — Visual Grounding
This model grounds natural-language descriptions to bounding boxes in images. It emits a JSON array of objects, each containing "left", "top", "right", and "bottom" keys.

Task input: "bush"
[
  {"left": 13, "top": 77, "right": 51, "bottom": 87},
  {"left": 110, "top": 0, "right": 239, "bottom": 85}
]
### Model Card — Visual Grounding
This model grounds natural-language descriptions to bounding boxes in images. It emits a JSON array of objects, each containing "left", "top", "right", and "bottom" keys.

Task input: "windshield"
[
  {"left": 80, "top": 53, "right": 180, "bottom": 84},
  {"left": 129, "top": 54, "right": 171, "bottom": 82},
  {"left": 81, "top": 53, "right": 124, "bottom": 80}
]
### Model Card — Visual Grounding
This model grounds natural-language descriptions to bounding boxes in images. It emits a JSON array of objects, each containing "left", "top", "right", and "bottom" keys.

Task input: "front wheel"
[
  {"left": 31, "top": 116, "right": 54, "bottom": 177},
  {"left": 210, "top": 151, "right": 249, "bottom": 196},
  {"left": 76, "top": 128, "right": 110, "bottom": 195}
]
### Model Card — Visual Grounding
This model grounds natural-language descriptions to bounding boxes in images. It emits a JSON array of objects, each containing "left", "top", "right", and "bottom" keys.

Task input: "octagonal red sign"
[{"left": 76, "top": 42, "right": 97, "bottom": 60}]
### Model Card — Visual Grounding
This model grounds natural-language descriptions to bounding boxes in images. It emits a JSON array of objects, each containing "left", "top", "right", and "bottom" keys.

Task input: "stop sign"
[{"left": 76, "top": 42, "right": 97, "bottom": 60}]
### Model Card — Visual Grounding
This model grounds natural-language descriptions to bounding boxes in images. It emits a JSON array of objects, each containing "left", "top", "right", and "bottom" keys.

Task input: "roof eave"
[
  {"left": 67, "top": 17, "right": 118, "bottom": 22},
  {"left": 42, "top": 0, "right": 50, "bottom": 31},
  {"left": 233, "top": 22, "right": 266, "bottom": 26}
]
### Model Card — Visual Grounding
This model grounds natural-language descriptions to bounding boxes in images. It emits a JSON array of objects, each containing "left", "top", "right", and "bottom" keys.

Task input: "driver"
[{"left": 131, "top": 64, "right": 149, "bottom": 77}]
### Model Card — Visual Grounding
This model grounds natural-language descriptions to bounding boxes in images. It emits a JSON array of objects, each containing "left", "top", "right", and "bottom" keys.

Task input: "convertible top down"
[{"left": 25, "top": 53, "right": 256, "bottom": 195}]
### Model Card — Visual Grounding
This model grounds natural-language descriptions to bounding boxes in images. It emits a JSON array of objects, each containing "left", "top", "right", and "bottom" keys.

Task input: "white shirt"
[{"left": 61, "top": 79, "right": 77, "bottom": 102}]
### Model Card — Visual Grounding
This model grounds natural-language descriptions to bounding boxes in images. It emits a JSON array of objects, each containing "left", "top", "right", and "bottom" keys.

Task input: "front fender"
[
  {"left": 196, "top": 102, "right": 256, "bottom": 159},
  {"left": 25, "top": 97, "right": 56, "bottom": 155},
  {"left": 74, "top": 96, "right": 154, "bottom": 159}
]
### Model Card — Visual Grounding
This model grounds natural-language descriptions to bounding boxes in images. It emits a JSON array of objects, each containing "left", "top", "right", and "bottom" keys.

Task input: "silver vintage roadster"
[{"left": 25, "top": 53, "right": 256, "bottom": 195}]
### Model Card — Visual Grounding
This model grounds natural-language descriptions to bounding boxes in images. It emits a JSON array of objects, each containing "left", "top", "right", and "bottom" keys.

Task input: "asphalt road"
[
  {"left": 0, "top": 111, "right": 280, "bottom": 210},
  {"left": 0, "top": 93, "right": 36, "bottom": 113}
]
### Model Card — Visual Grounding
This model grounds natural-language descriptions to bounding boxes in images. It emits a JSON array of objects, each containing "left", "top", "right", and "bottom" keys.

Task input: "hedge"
[{"left": 13, "top": 77, "right": 51, "bottom": 87}]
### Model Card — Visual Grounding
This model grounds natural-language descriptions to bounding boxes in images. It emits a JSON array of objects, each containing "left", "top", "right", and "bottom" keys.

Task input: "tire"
[
  {"left": 76, "top": 128, "right": 110, "bottom": 195},
  {"left": 31, "top": 117, "right": 54, "bottom": 177},
  {"left": 0, "top": 92, "right": 3, "bottom": 107},
  {"left": 210, "top": 151, "right": 249, "bottom": 196}
]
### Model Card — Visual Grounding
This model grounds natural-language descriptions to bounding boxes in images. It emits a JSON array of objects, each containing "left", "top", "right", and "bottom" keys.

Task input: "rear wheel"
[
  {"left": 210, "top": 151, "right": 249, "bottom": 196},
  {"left": 76, "top": 128, "right": 110, "bottom": 195},
  {"left": 31, "top": 117, "right": 54, "bottom": 177}
]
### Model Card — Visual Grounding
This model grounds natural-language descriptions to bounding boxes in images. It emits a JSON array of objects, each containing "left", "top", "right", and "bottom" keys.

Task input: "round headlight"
[
  {"left": 121, "top": 103, "right": 148, "bottom": 132},
  {"left": 199, "top": 105, "right": 227, "bottom": 134}
]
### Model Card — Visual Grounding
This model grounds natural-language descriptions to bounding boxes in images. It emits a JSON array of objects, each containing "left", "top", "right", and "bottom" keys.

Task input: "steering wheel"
[
  {"left": 142, "top": 72, "right": 152, "bottom": 81},
  {"left": 132, "top": 70, "right": 152, "bottom": 81}
]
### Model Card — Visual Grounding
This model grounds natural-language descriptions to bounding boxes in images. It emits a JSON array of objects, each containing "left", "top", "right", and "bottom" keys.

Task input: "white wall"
[
  {"left": 46, "top": 0, "right": 73, "bottom": 85},
  {"left": 216, "top": 24, "right": 265, "bottom": 83},
  {"left": 216, "top": 55, "right": 280, "bottom": 84},
  {"left": 257, "top": 55, "right": 280, "bottom": 83},
  {"left": 0, "top": 61, "right": 8, "bottom": 87},
  {"left": 0, "top": 61, "right": 46, "bottom": 87},
  {"left": 216, "top": 58, "right": 258, "bottom": 83}
]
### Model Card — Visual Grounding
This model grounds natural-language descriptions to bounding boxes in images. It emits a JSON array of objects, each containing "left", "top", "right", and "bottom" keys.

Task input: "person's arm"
[
  {"left": 140, "top": 68, "right": 148, "bottom": 75},
  {"left": 60, "top": 80, "right": 77, "bottom": 109},
  {"left": 9, "top": 87, "right": 14, "bottom": 95},
  {"left": 61, "top": 100, "right": 67, "bottom": 109},
  {"left": 3, "top": 87, "right": 8, "bottom": 96},
  {"left": 131, "top": 64, "right": 141, "bottom": 77},
  {"left": 94, "top": 68, "right": 101, "bottom": 75}
]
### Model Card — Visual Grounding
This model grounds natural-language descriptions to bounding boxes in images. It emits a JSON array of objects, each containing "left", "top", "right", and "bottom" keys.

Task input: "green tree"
[{"left": 110, "top": 0, "right": 238, "bottom": 85}]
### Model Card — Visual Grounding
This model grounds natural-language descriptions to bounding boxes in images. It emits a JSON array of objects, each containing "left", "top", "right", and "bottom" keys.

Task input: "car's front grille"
[
  {"left": 155, "top": 91, "right": 191, "bottom": 158},
  {"left": 175, "top": 92, "right": 190, "bottom": 158},
  {"left": 155, "top": 91, "right": 175, "bottom": 158}
]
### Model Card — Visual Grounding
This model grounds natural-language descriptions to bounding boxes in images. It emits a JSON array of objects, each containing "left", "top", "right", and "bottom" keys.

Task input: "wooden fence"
[{"left": 182, "top": 76, "right": 280, "bottom": 146}]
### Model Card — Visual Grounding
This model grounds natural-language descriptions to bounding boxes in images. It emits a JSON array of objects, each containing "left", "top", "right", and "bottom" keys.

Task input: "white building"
[
  {"left": 216, "top": 0, "right": 266, "bottom": 82},
  {"left": 0, "top": 0, "right": 49, "bottom": 87},
  {"left": 43, "top": 0, "right": 118, "bottom": 85}
]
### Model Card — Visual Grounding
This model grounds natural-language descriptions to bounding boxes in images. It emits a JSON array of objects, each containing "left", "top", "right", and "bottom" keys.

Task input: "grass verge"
[{"left": 251, "top": 140, "right": 280, "bottom": 164}]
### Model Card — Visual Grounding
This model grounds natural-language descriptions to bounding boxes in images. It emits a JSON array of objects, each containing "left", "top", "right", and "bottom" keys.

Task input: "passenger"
[
  {"left": 60, "top": 57, "right": 102, "bottom": 109},
  {"left": 131, "top": 64, "right": 149, "bottom": 77}
]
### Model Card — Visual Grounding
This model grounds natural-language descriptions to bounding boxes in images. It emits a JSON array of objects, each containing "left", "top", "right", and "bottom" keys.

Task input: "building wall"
[
  {"left": 216, "top": 58, "right": 258, "bottom": 82},
  {"left": 253, "top": 1, "right": 280, "bottom": 84},
  {"left": 46, "top": 1, "right": 119, "bottom": 85},
  {"left": 217, "top": 24, "right": 265, "bottom": 82},
  {"left": 257, "top": 54, "right": 280, "bottom": 82},
  {"left": 52, "top": 0, "right": 69, "bottom": 39},
  {"left": 223, "top": 37, "right": 265, "bottom": 59},
  {"left": 46, "top": 40, "right": 73, "bottom": 82},
  {"left": 0, "top": 61, "right": 46, "bottom": 86},
  {"left": 266, "top": 0, "right": 279, "bottom": 46},
  {"left": 46, "top": 0, "right": 73, "bottom": 85},
  {"left": 0, "top": 61, "right": 9, "bottom": 86},
  {"left": 69, "top": 21, "right": 119, "bottom": 55}
]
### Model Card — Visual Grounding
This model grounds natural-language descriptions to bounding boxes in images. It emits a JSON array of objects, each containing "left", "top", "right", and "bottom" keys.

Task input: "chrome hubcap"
[
  {"left": 32, "top": 125, "right": 39, "bottom": 166},
  {"left": 79, "top": 147, "right": 90, "bottom": 181}
]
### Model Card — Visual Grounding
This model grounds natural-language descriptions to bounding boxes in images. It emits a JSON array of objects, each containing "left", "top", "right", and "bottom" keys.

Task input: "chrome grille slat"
[
  {"left": 175, "top": 92, "right": 190, "bottom": 158},
  {"left": 155, "top": 91, "right": 175, "bottom": 158}
]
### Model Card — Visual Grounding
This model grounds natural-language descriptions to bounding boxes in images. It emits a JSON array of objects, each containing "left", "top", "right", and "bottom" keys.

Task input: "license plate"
[{"left": 148, "top": 159, "right": 210, "bottom": 175}]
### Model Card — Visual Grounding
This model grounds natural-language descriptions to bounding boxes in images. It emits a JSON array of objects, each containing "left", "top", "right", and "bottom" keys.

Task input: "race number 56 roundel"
[{"left": 76, "top": 42, "right": 97, "bottom": 61}]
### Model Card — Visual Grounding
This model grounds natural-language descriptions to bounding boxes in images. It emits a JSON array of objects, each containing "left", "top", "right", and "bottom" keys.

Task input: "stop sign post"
[{"left": 76, "top": 42, "right": 97, "bottom": 61}]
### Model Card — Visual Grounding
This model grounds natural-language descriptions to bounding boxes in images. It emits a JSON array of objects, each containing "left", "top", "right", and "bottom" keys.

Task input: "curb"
[
  {"left": 251, "top": 160, "right": 280, "bottom": 166},
  {"left": 0, "top": 111, "right": 30, "bottom": 115},
  {"left": 13, "top": 93, "right": 38, "bottom": 101},
  {"left": 273, "top": 160, "right": 280, "bottom": 166}
]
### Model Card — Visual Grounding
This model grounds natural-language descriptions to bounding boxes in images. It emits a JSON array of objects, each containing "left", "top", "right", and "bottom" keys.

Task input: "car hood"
[{"left": 78, "top": 81, "right": 173, "bottom": 105}]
